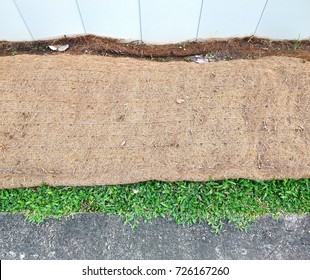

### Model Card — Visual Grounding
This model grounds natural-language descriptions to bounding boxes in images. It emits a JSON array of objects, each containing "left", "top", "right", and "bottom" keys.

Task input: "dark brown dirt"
[
  {"left": 0, "top": 54, "right": 309, "bottom": 188},
  {"left": 0, "top": 35, "right": 310, "bottom": 62}
]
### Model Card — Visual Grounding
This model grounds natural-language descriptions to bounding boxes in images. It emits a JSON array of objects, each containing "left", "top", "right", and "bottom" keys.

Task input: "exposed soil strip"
[
  {"left": 0, "top": 55, "right": 309, "bottom": 188},
  {"left": 1, "top": 35, "right": 310, "bottom": 62}
]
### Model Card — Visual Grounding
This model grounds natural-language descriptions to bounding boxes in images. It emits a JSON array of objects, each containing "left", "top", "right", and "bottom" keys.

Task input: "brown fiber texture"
[{"left": 0, "top": 55, "right": 309, "bottom": 188}]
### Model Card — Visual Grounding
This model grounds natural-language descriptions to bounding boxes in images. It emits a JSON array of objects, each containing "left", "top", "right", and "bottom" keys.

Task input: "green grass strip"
[{"left": 0, "top": 179, "right": 309, "bottom": 233}]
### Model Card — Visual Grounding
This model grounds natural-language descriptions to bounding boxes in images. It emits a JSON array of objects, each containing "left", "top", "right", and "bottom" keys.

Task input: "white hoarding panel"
[
  {"left": 0, "top": 0, "right": 33, "bottom": 41},
  {"left": 256, "top": 0, "right": 310, "bottom": 40},
  {"left": 140, "top": 0, "right": 202, "bottom": 43},
  {"left": 198, "top": 0, "right": 267, "bottom": 39},
  {"left": 15, "top": 0, "right": 85, "bottom": 40},
  {"left": 77, "top": 0, "right": 140, "bottom": 41}
]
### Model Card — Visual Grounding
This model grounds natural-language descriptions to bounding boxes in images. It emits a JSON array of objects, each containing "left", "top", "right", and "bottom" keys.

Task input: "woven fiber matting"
[{"left": 0, "top": 55, "right": 309, "bottom": 188}]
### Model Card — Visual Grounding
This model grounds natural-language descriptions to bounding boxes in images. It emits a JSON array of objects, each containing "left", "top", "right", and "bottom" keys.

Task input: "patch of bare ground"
[{"left": 0, "top": 35, "right": 309, "bottom": 62}]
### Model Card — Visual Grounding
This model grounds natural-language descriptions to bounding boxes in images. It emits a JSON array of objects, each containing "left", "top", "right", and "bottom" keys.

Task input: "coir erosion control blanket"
[{"left": 0, "top": 55, "right": 309, "bottom": 188}]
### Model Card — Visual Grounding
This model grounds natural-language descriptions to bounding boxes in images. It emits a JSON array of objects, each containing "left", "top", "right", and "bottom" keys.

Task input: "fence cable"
[
  {"left": 138, "top": 0, "right": 143, "bottom": 43},
  {"left": 13, "top": 0, "right": 34, "bottom": 40},
  {"left": 75, "top": 0, "right": 87, "bottom": 34},
  {"left": 196, "top": 0, "right": 204, "bottom": 40},
  {"left": 252, "top": 0, "right": 269, "bottom": 40}
]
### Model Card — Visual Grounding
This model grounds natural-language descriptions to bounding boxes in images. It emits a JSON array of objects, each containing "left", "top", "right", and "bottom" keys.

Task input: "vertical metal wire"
[
  {"left": 75, "top": 0, "right": 87, "bottom": 34},
  {"left": 196, "top": 0, "right": 204, "bottom": 40},
  {"left": 253, "top": 0, "right": 269, "bottom": 37},
  {"left": 138, "top": 0, "right": 143, "bottom": 42},
  {"left": 13, "top": 0, "right": 34, "bottom": 40}
]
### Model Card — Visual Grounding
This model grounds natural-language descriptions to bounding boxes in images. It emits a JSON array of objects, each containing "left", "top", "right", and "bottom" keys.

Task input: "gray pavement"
[{"left": 0, "top": 213, "right": 309, "bottom": 260}]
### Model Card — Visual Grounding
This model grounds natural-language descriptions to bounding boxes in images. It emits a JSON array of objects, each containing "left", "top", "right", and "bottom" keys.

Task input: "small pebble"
[{"left": 176, "top": 98, "right": 185, "bottom": 104}]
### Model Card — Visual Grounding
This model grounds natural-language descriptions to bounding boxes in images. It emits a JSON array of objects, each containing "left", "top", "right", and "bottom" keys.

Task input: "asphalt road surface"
[{"left": 0, "top": 213, "right": 309, "bottom": 260}]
